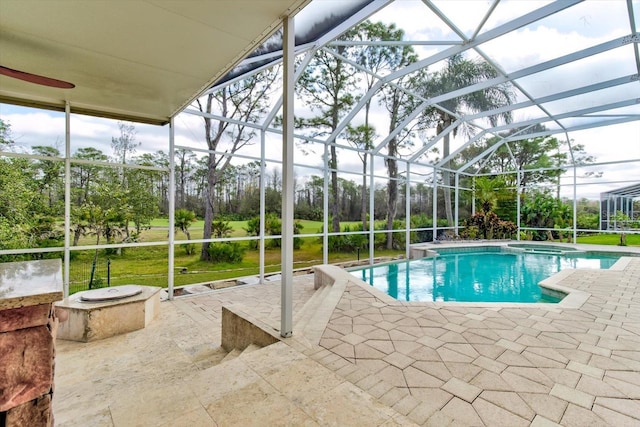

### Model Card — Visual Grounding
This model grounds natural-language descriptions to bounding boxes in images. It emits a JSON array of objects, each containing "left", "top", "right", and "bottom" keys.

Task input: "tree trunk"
[
  {"left": 200, "top": 155, "right": 217, "bottom": 261},
  {"left": 72, "top": 226, "right": 82, "bottom": 246}
]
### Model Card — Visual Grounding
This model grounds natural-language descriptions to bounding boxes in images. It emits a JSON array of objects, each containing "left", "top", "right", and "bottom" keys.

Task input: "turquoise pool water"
[{"left": 350, "top": 250, "right": 621, "bottom": 303}]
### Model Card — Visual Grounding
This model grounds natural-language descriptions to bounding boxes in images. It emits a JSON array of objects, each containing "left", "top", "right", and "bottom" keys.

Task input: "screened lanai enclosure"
[{"left": 1, "top": 0, "right": 639, "bottom": 335}]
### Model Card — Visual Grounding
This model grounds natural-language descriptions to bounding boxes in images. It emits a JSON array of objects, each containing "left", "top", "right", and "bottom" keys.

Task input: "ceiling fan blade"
[{"left": 0, "top": 65, "right": 75, "bottom": 89}]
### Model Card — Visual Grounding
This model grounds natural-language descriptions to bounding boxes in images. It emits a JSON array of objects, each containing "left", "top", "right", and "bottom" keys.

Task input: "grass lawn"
[
  {"left": 576, "top": 233, "right": 640, "bottom": 246},
  {"left": 66, "top": 219, "right": 640, "bottom": 294},
  {"left": 69, "top": 220, "right": 404, "bottom": 293}
]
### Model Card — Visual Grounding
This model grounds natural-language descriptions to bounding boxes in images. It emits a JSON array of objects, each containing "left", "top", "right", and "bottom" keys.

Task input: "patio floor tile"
[{"left": 54, "top": 252, "right": 640, "bottom": 426}]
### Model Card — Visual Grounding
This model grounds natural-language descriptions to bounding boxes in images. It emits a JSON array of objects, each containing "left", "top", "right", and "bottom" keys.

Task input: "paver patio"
[{"left": 54, "top": 247, "right": 640, "bottom": 426}]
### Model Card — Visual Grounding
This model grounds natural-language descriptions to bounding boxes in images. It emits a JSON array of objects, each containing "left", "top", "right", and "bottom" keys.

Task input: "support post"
[
  {"left": 323, "top": 143, "right": 329, "bottom": 265},
  {"left": 454, "top": 173, "right": 459, "bottom": 237},
  {"left": 432, "top": 168, "right": 437, "bottom": 241},
  {"left": 64, "top": 102, "right": 71, "bottom": 298},
  {"left": 573, "top": 165, "right": 577, "bottom": 243},
  {"left": 281, "top": 14, "right": 295, "bottom": 338},
  {"left": 516, "top": 171, "right": 521, "bottom": 240},
  {"left": 168, "top": 118, "right": 176, "bottom": 300},
  {"left": 471, "top": 176, "right": 476, "bottom": 215},
  {"left": 369, "top": 152, "right": 375, "bottom": 264},
  {"left": 259, "top": 130, "right": 266, "bottom": 283},
  {"left": 405, "top": 163, "right": 411, "bottom": 259}
]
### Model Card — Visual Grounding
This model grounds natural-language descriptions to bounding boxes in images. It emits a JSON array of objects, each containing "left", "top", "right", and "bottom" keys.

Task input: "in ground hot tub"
[
  {"left": 505, "top": 243, "right": 585, "bottom": 255},
  {"left": 55, "top": 285, "right": 160, "bottom": 342}
]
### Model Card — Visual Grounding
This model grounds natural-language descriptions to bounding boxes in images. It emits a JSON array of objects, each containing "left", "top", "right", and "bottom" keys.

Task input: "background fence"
[{"left": 69, "top": 258, "right": 111, "bottom": 294}]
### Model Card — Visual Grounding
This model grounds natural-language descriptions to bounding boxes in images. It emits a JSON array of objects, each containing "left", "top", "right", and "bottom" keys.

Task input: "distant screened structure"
[{"left": 600, "top": 183, "right": 640, "bottom": 230}]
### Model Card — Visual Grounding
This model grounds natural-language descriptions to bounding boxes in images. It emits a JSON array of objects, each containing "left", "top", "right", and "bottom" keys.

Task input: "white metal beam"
[
  {"left": 324, "top": 0, "right": 581, "bottom": 155},
  {"left": 168, "top": 118, "right": 176, "bottom": 300},
  {"left": 281, "top": 14, "right": 295, "bottom": 338}
]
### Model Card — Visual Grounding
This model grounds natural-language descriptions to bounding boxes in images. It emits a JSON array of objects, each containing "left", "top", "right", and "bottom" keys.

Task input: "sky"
[{"left": 0, "top": 0, "right": 638, "bottom": 200}]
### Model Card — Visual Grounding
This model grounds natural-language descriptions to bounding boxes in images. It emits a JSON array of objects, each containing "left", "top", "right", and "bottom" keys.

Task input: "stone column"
[{"left": 0, "top": 259, "right": 63, "bottom": 427}]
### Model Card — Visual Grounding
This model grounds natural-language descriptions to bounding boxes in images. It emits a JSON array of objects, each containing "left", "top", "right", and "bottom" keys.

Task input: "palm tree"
[
  {"left": 473, "top": 176, "right": 505, "bottom": 213},
  {"left": 174, "top": 209, "right": 196, "bottom": 240},
  {"left": 425, "top": 54, "right": 515, "bottom": 226}
]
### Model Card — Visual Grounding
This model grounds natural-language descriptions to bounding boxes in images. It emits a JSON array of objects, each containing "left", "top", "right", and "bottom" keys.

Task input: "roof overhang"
[
  {"left": 601, "top": 183, "right": 640, "bottom": 198},
  {"left": 0, "top": 0, "right": 310, "bottom": 125}
]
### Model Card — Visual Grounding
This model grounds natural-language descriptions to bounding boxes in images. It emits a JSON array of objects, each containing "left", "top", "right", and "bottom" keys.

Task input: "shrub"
[
  {"left": 181, "top": 243, "right": 195, "bottom": 255},
  {"left": 576, "top": 212, "right": 599, "bottom": 231},
  {"left": 208, "top": 242, "right": 245, "bottom": 263},
  {"left": 211, "top": 220, "right": 233, "bottom": 238},
  {"left": 464, "top": 212, "right": 517, "bottom": 240},
  {"left": 244, "top": 214, "right": 303, "bottom": 250}
]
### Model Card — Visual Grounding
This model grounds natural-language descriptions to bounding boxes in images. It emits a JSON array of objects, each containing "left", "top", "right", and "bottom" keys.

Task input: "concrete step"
[
  {"left": 191, "top": 345, "right": 229, "bottom": 370},
  {"left": 292, "top": 279, "right": 347, "bottom": 349},
  {"left": 294, "top": 282, "right": 332, "bottom": 329},
  {"left": 239, "top": 343, "right": 261, "bottom": 357},
  {"left": 220, "top": 348, "right": 241, "bottom": 364}
]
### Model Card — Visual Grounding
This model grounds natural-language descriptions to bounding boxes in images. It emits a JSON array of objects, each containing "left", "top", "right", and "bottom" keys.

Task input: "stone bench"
[{"left": 55, "top": 285, "right": 160, "bottom": 342}]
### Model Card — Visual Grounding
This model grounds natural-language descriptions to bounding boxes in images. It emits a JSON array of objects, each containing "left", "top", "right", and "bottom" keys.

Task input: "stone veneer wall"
[{"left": 0, "top": 303, "right": 59, "bottom": 426}]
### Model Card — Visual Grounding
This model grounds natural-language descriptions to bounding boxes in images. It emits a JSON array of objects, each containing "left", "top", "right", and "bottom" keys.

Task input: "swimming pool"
[{"left": 350, "top": 249, "right": 621, "bottom": 303}]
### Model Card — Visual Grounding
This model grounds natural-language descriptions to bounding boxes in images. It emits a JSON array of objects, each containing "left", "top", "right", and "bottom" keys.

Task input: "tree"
[
  {"left": 174, "top": 209, "right": 196, "bottom": 240},
  {"left": 0, "top": 118, "right": 14, "bottom": 145},
  {"left": 345, "top": 124, "right": 375, "bottom": 229},
  {"left": 32, "top": 145, "right": 63, "bottom": 213},
  {"left": 174, "top": 208, "right": 197, "bottom": 254},
  {"left": 136, "top": 151, "right": 170, "bottom": 214},
  {"left": 466, "top": 128, "right": 599, "bottom": 196},
  {"left": 125, "top": 160, "right": 160, "bottom": 236},
  {"left": 346, "top": 21, "right": 411, "bottom": 232},
  {"left": 0, "top": 157, "right": 40, "bottom": 251},
  {"left": 197, "top": 68, "right": 279, "bottom": 261},
  {"left": 380, "top": 60, "right": 424, "bottom": 249},
  {"left": 175, "top": 148, "right": 196, "bottom": 210},
  {"left": 0, "top": 119, "right": 63, "bottom": 256},
  {"left": 70, "top": 147, "right": 109, "bottom": 245},
  {"left": 473, "top": 175, "right": 506, "bottom": 214},
  {"left": 297, "top": 36, "right": 360, "bottom": 233},
  {"left": 71, "top": 147, "right": 108, "bottom": 205},
  {"left": 111, "top": 121, "right": 139, "bottom": 168},
  {"left": 422, "top": 54, "right": 515, "bottom": 226},
  {"left": 521, "top": 189, "right": 572, "bottom": 241}
]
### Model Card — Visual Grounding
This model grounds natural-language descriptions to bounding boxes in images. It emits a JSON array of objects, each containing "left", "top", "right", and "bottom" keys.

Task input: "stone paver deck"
[{"left": 54, "top": 248, "right": 640, "bottom": 426}]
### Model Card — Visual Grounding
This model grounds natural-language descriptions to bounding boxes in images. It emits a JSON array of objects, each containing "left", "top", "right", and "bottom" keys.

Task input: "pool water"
[{"left": 351, "top": 251, "right": 620, "bottom": 303}]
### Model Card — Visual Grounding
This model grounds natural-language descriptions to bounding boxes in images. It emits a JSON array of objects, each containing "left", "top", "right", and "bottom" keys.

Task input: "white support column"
[
  {"left": 259, "top": 130, "right": 266, "bottom": 283},
  {"left": 168, "top": 118, "right": 176, "bottom": 300},
  {"left": 454, "top": 173, "right": 459, "bottom": 237},
  {"left": 63, "top": 102, "right": 71, "bottom": 298},
  {"left": 572, "top": 165, "right": 577, "bottom": 243},
  {"left": 281, "top": 14, "right": 295, "bottom": 338},
  {"left": 471, "top": 176, "right": 476, "bottom": 215},
  {"left": 432, "top": 168, "right": 437, "bottom": 241},
  {"left": 323, "top": 143, "right": 329, "bottom": 265},
  {"left": 405, "top": 163, "right": 411, "bottom": 259},
  {"left": 369, "top": 152, "right": 375, "bottom": 264},
  {"left": 516, "top": 171, "right": 521, "bottom": 240}
]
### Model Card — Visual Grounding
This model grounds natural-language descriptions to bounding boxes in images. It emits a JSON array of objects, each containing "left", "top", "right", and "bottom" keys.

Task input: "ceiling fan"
[{"left": 0, "top": 65, "right": 74, "bottom": 89}]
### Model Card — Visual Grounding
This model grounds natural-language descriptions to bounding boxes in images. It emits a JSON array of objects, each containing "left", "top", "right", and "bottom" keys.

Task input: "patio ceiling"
[{"left": 0, "top": 0, "right": 310, "bottom": 125}]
